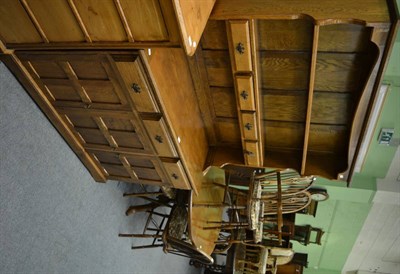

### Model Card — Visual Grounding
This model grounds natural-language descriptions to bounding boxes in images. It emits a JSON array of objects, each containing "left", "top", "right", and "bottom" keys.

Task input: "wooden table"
[{"left": 190, "top": 166, "right": 226, "bottom": 256}]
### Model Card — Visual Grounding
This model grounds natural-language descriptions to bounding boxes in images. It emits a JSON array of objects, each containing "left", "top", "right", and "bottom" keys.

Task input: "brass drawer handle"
[
  {"left": 236, "top": 42, "right": 245, "bottom": 54},
  {"left": 171, "top": 173, "right": 179, "bottom": 180},
  {"left": 131, "top": 83, "right": 141, "bottom": 93},
  {"left": 155, "top": 135, "right": 163, "bottom": 143},
  {"left": 244, "top": 123, "right": 252, "bottom": 130},
  {"left": 240, "top": 90, "right": 248, "bottom": 100}
]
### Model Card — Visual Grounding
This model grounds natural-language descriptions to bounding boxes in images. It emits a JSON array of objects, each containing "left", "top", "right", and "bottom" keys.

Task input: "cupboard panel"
[
  {"left": 0, "top": 1, "right": 42, "bottom": 43},
  {"left": 119, "top": 0, "right": 168, "bottom": 41},
  {"left": 26, "top": 0, "right": 85, "bottom": 42},
  {"left": 73, "top": 0, "right": 127, "bottom": 41}
]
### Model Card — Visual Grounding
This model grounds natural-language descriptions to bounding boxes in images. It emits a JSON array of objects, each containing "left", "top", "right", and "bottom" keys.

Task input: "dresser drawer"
[
  {"left": 229, "top": 20, "right": 252, "bottom": 72},
  {"left": 235, "top": 75, "right": 255, "bottom": 111},
  {"left": 244, "top": 141, "right": 261, "bottom": 166},
  {"left": 162, "top": 160, "right": 191, "bottom": 190},
  {"left": 240, "top": 112, "right": 258, "bottom": 140},
  {"left": 143, "top": 118, "right": 178, "bottom": 157},
  {"left": 114, "top": 57, "right": 160, "bottom": 113}
]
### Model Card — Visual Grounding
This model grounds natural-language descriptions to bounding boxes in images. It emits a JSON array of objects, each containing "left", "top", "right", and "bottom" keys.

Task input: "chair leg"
[
  {"left": 123, "top": 191, "right": 162, "bottom": 197},
  {"left": 125, "top": 203, "right": 161, "bottom": 216},
  {"left": 118, "top": 233, "right": 163, "bottom": 238}
]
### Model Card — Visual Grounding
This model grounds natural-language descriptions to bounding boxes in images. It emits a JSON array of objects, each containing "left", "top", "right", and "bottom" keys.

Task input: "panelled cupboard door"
[
  {"left": 16, "top": 52, "right": 153, "bottom": 156},
  {"left": 17, "top": 52, "right": 131, "bottom": 111},
  {"left": 58, "top": 108, "right": 153, "bottom": 155},
  {"left": 89, "top": 150, "right": 169, "bottom": 186}
]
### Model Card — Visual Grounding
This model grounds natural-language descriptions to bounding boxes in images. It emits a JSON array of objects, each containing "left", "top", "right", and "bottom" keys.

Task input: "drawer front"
[
  {"left": 244, "top": 141, "right": 261, "bottom": 166},
  {"left": 143, "top": 118, "right": 178, "bottom": 157},
  {"left": 235, "top": 75, "right": 255, "bottom": 111},
  {"left": 163, "top": 161, "right": 191, "bottom": 190},
  {"left": 115, "top": 58, "right": 159, "bottom": 113},
  {"left": 229, "top": 20, "right": 252, "bottom": 72},
  {"left": 241, "top": 112, "right": 258, "bottom": 140}
]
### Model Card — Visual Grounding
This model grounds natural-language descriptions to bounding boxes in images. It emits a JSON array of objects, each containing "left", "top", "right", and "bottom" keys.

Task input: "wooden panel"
[
  {"left": 315, "top": 52, "right": 368, "bottom": 92},
  {"left": 102, "top": 117, "right": 135, "bottom": 131},
  {"left": 125, "top": 154, "right": 165, "bottom": 184},
  {"left": 216, "top": 119, "right": 241, "bottom": 145},
  {"left": 262, "top": 90, "right": 307, "bottom": 122},
  {"left": 64, "top": 114, "right": 98, "bottom": 128},
  {"left": 305, "top": 152, "right": 347, "bottom": 179},
  {"left": 205, "top": 146, "right": 244, "bottom": 167},
  {"left": 143, "top": 118, "right": 178, "bottom": 158},
  {"left": 69, "top": 61, "right": 109, "bottom": 79},
  {"left": 163, "top": 161, "right": 190, "bottom": 189},
  {"left": 102, "top": 163, "right": 130, "bottom": 178},
  {"left": 73, "top": 0, "right": 127, "bottom": 41},
  {"left": 211, "top": 87, "right": 237, "bottom": 118},
  {"left": 203, "top": 50, "right": 233, "bottom": 87},
  {"left": 244, "top": 141, "right": 261, "bottom": 166},
  {"left": 311, "top": 92, "right": 353, "bottom": 125},
  {"left": 25, "top": 0, "right": 85, "bottom": 42},
  {"left": 91, "top": 150, "right": 121, "bottom": 165},
  {"left": 202, "top": 20, "right": 228, "bottom": 50},
  {"left": 235, "top": 75, "right": 255, "bottom": 111},
  {"left": 79, "top": 80, "right": 121, "bottom": 104},
  {"left": 76, "top": 128, "right": 109, "bottom": 145},
  {"left": 211, "top": 0, "right": 392, "bottom": 23},
  {"left": 119, "top": 0, "right": 168, "bottom": 41},
  {"left": 259, "top": 51, "right": 310, "bottom": 90},
  {"left": 0, "top": 1, "right": 42, "bottom": 43},
  {"left": 173, "top": 0, "right": 216, "bottom": 56},
  {"left": 257, "top": 19, "right": 313, "bottom": 51},
  {"left": 110, "top": 130, "right": 145, "bottom": 150},
  {"left": 319, "top": 24, "right": 372, "bottom": 52},
  {"left": 264, "top": 121, "right": 304, "bottom": 149},
  {"left": 147, "top": 48, "right": 210, "bottom": 193},
  {"left": 264, "top": 149, "right": 302, "bottom": 171},
  {"left": 28, "top": 61, "right": 67, "bottom": 79},
  {"left": 114, "top": 57, "right": 159, "bottom": 113},
  {"left": 228, "top": 20, "right": 252, "bottom": 72},
  {"left": 240, "top": 112, "right": 258, "bottom": 140},
  {"left": 42, "top": 79, "right": 80, "bottom": 101},
  {"left": 308, "top": 124, "right": 349, "bottom": 153}
]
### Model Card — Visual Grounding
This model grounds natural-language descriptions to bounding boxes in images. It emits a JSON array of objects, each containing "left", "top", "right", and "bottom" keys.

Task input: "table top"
[{"left": 190, "top": 166, "right": 226, "bottom": 255}]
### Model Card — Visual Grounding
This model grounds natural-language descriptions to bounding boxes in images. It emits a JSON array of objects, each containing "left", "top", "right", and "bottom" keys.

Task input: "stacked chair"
[
  {"left": 118, "top": 187, "right": 214, "bottom": 265},
  {"left": 119, "top": 164, "right": 316, "bottom": 273},
  {"left": 206, "top": 164, "right": 315, "bottom": 273}
]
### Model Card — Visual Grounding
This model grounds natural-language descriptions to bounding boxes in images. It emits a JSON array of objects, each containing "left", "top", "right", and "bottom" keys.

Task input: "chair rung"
[
  {"left": 119, "top": 233, "right": 162, "bottom": 238},
  {"left": 131, "top": 244, "right": 163, "bottom": 250}
]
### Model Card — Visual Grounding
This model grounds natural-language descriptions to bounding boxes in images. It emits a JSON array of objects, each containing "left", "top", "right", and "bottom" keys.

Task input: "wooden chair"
[
  {"left": 234, "top": 243, "right": 294, "bottom": 274},
  {"left": 234, "top": 242, "right": 269, "bottom": 274},
  {"left": 218, "top": 164, "right": 313, "bottom": 244},
  {"left": 293, "top": 225, "right": 325, "bottom": 246},
  {"left": 119, "top": 190, "right": 214, "bottom": 264}
]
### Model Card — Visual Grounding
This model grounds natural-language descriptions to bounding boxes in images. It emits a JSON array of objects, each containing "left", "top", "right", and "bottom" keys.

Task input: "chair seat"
[{"left": 166, "top": 205, "right": 188, "bottom": 239}]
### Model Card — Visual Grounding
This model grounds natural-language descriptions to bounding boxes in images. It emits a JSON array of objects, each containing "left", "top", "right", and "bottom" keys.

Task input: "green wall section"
[
  {"left": 360, "top": 84, "right": 400, "bottom": 179},
  {"left": 296, "top": 185, "right": 373, "bottom": 273}
]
